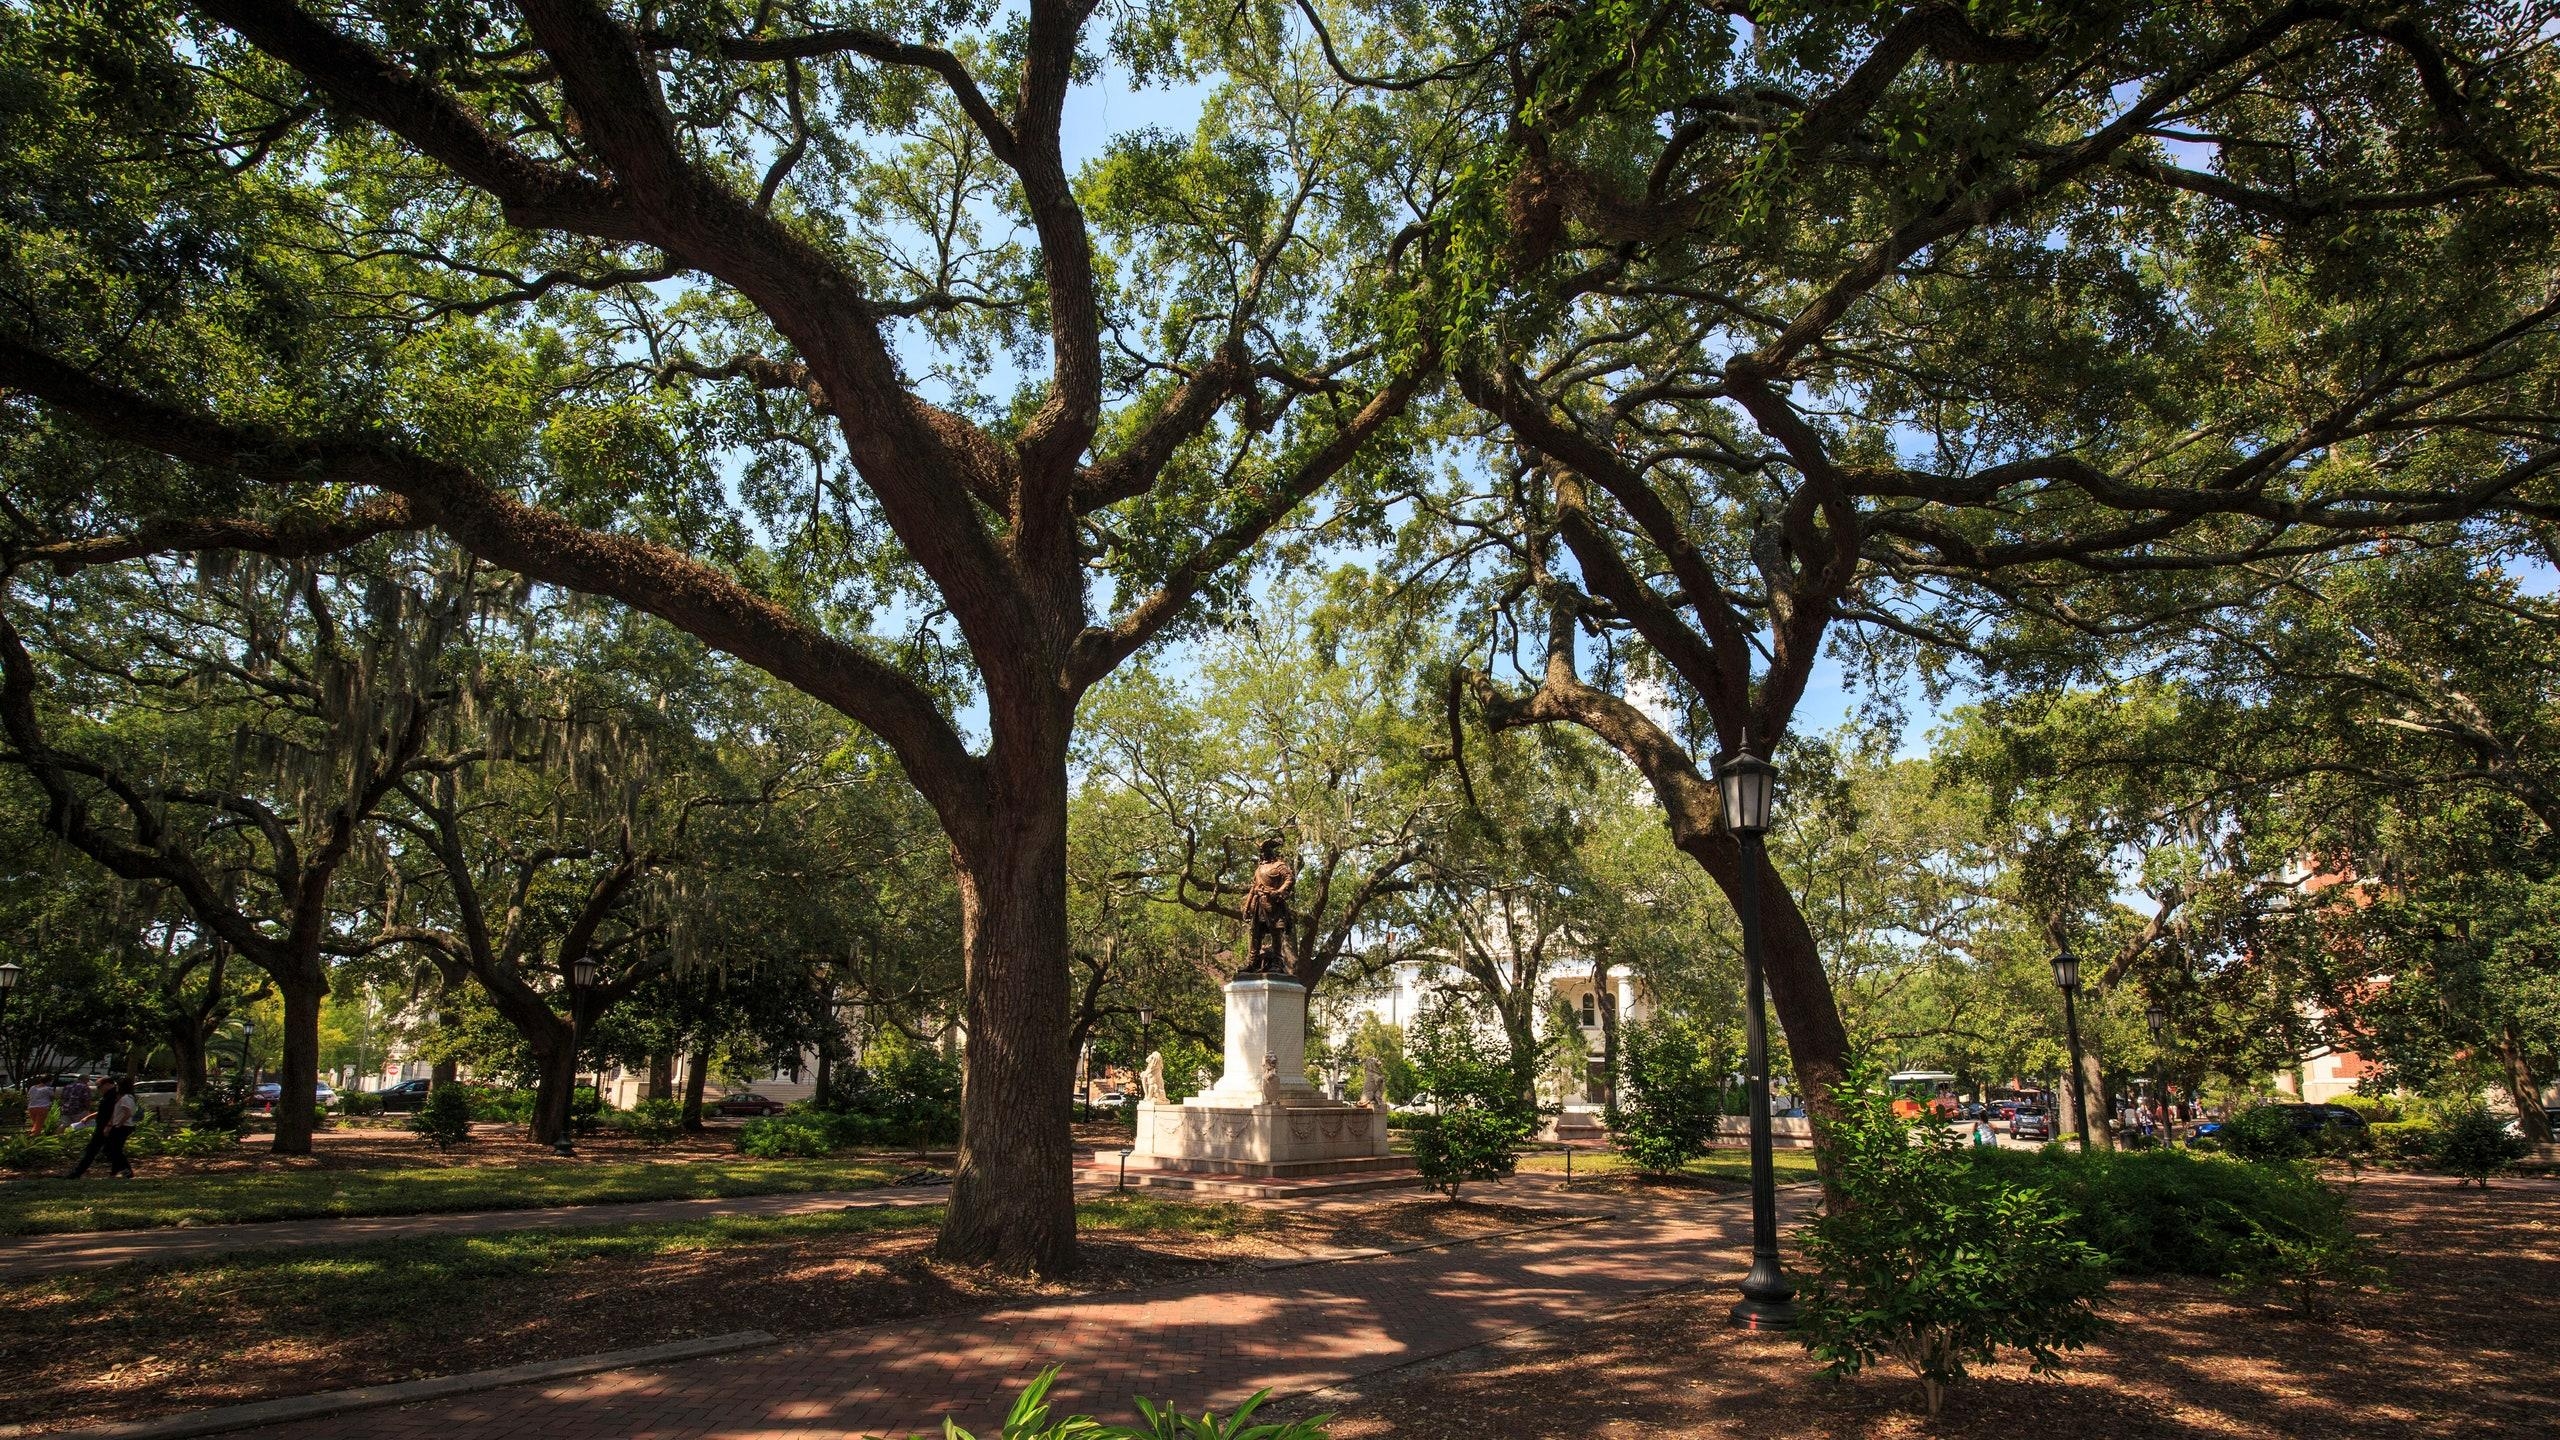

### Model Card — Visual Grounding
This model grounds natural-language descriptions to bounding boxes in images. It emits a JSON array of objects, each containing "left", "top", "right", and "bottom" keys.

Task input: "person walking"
[
  {"left": 25, "top": 1075, "right": 54, "bottom": 1134},
  {"left": 66, "top": 1078, "right": 132, "bottom": 1179}
]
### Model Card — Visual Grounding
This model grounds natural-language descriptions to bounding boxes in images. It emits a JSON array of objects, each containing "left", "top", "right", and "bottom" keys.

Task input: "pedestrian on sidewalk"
[
  {"left": 25, "top": 1075, "right": 54, "bottom": 1134},
  {"left": 67, "top": 1079, "right": 136, "bottom": 1179}
]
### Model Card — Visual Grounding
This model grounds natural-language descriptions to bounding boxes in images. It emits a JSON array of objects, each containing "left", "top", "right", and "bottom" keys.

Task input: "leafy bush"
[
  {"left": 613, "top": 1099, "right": 686, "bottom": 1147},
  {"left": 2216, "top": 1188, "right": 2390, "bottom": 1317},
  {"left": 737, "top": 1113, "right": 835, "bottom": 1158},
  {"left": 2369, "top": 1119, "right": 2439, "bottom": 1163},
  {"left": 1967, "top": 1145, "right": 2387, "bottom": 1313},
  {"left": 412, "top": 1083, "right": 476, "bottom": 1149},
  {"left": 865, "top": 1367, "right": 1328, "bottom": 1440},
  {"left": 2222, "top": 1105, "right": 2310, "bottom": 1163},
  {"left": 466, "top": 1087, "right": 538, "bottom": 1123},
  {"left": 1799, "top": 1056, "right": 2110, "bottom": 1419},
  {"left": 1609, "top": 1016, "right": 1722, "bottom": 1174},
  {"left": 155, "top": 1126, "right": 241, "bottom": 1159},
  {"left": 1407, "top": 996, "right": 1539, "bottom": 1199},
  {"left": 2433, "top": 1104, "right": 2529, "bottom": 1185},
  {"left": 188, "top": 1077, "right": 250, "bottom": 1134},
  {"left": 341, "top": 1091, "right": 384, "bottom": 1116},
  {"left": 2332, "top": 1093, "right": 2403, "bottom": 1123},
  {"left": 0, "top": 1130, "right": 68, "bottom": 1171}
]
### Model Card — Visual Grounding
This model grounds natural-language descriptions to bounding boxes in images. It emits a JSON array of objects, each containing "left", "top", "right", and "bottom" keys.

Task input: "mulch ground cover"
[
  {"left": 0, "top": 1193, "right": 1566, "bottom": 1434},
  {"left": 1307, "top": 1174, "right": 2559, "bottom": 1439}
]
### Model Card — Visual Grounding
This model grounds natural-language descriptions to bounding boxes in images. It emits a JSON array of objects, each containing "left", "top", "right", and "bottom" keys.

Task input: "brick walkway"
[{"left": 259, "top": 1179, "right": 1800, "bottom": 1440}]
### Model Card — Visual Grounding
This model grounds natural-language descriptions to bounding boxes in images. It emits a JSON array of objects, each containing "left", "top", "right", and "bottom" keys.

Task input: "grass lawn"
[
  {"left": 1512, "top": 1147, "right": 1821, "bottom": 1185},
  {"left": 0, "top": 1155, "right": 909, "bottom": 1236},
  {"left": 1, "top": 1192, "right": 1544, "bottom": 1434}
]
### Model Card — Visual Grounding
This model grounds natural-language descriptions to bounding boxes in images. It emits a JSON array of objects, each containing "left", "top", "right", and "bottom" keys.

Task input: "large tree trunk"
[
  {"left": 169, "top": 1022, "right": 207, "bottom": 1104},
  {"left": 2074, "top": 1041, "right": 2116, "bottom": 1151},
  {"left": 935, "top": 763, "right": 1078, "bottom": 1275},
  {"left": 271, "top": 972, "right": 326, "bottom": 1155},
  {"left": 681, "top": 1040, "right": 711, "bottom": 1133},
  {"left": 647, "top": 1051, "right": 674, "bottom": 1103},
  {"left": 2499, "top": 1022, "right": 2552, "bottom": 1144},
  {"left": 1682, "top": 835, "right": 1852, "bottom": 1154},
  {"left": 531, "top": 1032, "right": 579, "bottom": 1147}
]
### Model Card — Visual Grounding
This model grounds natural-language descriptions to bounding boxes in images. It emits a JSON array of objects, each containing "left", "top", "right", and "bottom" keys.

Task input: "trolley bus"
[{"left": 1887, "top": 1070, "right": 1962, "bottom": 1119}]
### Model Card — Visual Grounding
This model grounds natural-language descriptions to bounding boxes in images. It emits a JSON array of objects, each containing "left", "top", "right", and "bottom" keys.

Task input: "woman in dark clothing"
[{"left": 68, "top": 1079, "right": 134, "bottom": 1179}]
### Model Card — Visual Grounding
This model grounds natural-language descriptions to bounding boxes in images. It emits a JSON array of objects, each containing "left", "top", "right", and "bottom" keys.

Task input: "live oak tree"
[
  {"left": 1365, "top": 0, "right": 2560, "bottom": 1140},
  {"left": 0, "top": 547, "right": 472, "bottom": 1152},
  {"left": 1077, "top": 574, "right": 1446, "bottom": 992},
  {"left": 0, "top": 1, "right": 1450, "bottom": 1268}
]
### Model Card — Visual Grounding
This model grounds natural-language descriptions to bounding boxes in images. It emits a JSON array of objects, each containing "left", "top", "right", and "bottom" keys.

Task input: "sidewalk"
[
  {"left": 252, "top": 1179, "right": 1793, "bottom": 1440},
  {"left": 0, "top": 1185, "right": 951, "bottom": 1280}
]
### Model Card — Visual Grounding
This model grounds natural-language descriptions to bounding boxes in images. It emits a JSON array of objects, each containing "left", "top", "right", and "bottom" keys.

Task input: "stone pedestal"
[{"left": 1133, "top": 976, "right": 1403, "bottom": 1179}]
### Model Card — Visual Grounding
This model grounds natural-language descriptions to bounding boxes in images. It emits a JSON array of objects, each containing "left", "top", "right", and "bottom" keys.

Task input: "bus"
[{"left": 1887, "top": 1071, "right": 1961, "bottom": 1120}]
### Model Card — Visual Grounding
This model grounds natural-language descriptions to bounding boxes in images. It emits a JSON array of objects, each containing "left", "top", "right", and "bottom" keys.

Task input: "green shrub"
[
  {"left": 0, "top": 1130, "right": 68, "bottom": 1171},
  {"left": 188, "top": 1077, "right": 250, "bottom": 1134},
  {"left": 1799, "top": 1056, "right": 2110, "bottom": 1419},
  {"left": 863, "top": 1367, "right": 1329, "bottom": 1440},
  {"left": 2222, "top": 1105, "right": 2310, "bottom": 1163},
  {"left": 466, "top": 1087, "right": 538, "bottom": 1123},
  {"left": 737, "top": 1113, "right": 834, "bottom": 1158},
  {"left": 2369, "top": 1119, "right": 2439, "bottom": 1163},
  {"left": 412, "top": 1083, "right": 476, "bottom": 1149},
  {"left": 341, "top": 1091, "right": 384, "bottom": 1116},
  {"left": 1608, "top": 1016, "right": 1722, "bottom": 1174},
  {"left": 156, "top": 1126, "right": 240, "bottom": 1159},
  {"left": 2215, "top": 1185, "right": 2389, "bottom": 1317},
  {"left": 2331, "top": 1093, "right": 2403, "bottom": 1123},
  {"left": 2432, "top": 1104, "right": 2529, "bottom": 1186},
  {"left": 1407, "top": 997, "right": 1539, "bottom": 1199},
  {"left": 1966, "top": 1145, "right": 2386, "bottom": 1313},
  {"left": 613, "top": 1099, "right": 685, "bottom": 1147}
]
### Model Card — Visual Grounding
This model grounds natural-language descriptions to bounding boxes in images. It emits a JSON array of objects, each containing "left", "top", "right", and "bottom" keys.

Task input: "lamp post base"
[{"left": 1728, "top": 1294, "right": 1801, "bottom": 1331}]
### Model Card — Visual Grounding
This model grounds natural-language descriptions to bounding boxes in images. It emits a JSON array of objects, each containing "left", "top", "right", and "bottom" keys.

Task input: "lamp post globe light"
[
  {"left": 1714, "top": 748, "right": 1797, "bottom": 1331},
  {"left": 2051, "top": 949, "right": 2093, "bottom": 1151}
]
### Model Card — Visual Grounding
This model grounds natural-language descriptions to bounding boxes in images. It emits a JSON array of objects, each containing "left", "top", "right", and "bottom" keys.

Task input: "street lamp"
[
  {"left": 0, "top": 961, "right": 20, "bottom": 1081},
  {"left": 1715, "top": 748, "right": 1796, "bottom": 1331},
  {"left": 557, "top": 958, "right": 598, "bottom": 1157},
  {"left": 239, "top": 1020, "right": 258, "bottom": 1091},
  {"left": 2146, "top": 1001, "right": 2171, "bottom": 1147},
  {"left": 2051, "top": 950, "right": 2092, "bottom": 1151}
]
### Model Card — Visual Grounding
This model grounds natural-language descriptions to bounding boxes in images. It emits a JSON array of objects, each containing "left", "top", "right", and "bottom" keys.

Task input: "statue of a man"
[
  {"left": 1239, "top": 837, "right": 1296, "bottom": 976},
  {"left": 1142, "top": 1050, "right": 1168, "bottom": 1104},
  {"left": 1361, "top": 1055, "right": 1386, "bottom": 1108}
]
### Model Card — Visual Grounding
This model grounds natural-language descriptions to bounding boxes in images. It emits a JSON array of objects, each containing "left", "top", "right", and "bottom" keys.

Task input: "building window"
[{"left": 1580, "top": 991, "right": 1598, "bottom": 1028}]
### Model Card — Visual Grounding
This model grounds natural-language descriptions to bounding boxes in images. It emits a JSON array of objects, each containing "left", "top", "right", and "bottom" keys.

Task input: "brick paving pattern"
[{"left": 258, "top": 1180, "right": 1794, "bottom": 1440}]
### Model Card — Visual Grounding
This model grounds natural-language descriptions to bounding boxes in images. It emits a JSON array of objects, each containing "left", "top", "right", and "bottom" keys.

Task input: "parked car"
[
  {"left": 253, "top": 1080, "right": 338, "bottom": 1113},
  {"left": 127, "top": 1079, "right": 184, "bottom": 1122},
  {"left": 376, "top": 1078, "right": 436, "bottom": 1113},
  {"left": 2010, "top": 1105, "right": 2053, "bottom": 1141},
  {"left": 1096, "top": 1090, "right": 1133, "bottom": 1108},
  {"left": 713, "top": 1091, "right": 790, "bottom": 1118},
  {"left": 2277, "top": 1102, "right": 2370, "bottom": 1135}
]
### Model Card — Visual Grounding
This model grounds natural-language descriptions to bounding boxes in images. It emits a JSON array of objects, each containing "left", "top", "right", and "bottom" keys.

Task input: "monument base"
[
  {"left": 1134, "top": 1098, "right": 1397, "bottom": 1176},
  {"left": 1132, "top": 973, "right": 1399, "bottom": 1180}
]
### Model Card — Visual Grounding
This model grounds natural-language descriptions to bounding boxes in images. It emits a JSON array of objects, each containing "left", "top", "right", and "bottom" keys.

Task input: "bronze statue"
[{"left": 1239, "top": 837, "right": 1296, "bottom": 977}]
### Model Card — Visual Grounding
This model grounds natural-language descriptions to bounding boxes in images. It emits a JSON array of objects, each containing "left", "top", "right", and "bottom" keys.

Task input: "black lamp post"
[
  {"left": 1715, "top": 748, "right": 1796, "bottom": 1332},
  {"left": 240, "top": 1020, "right": 258, "bottom": 1092},
  {"left": 2051, "top": 950, "right": 2092, "bottom": 1151},
  {"left": 0, "top": 961, "right": 20, "bottom": 1081},
  {"left": 2146, "top": 1001, "right": 2171, "bottom": 1147},
  {"left": 556, "top": 957, "right": 597, "bottom": 1157}
]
